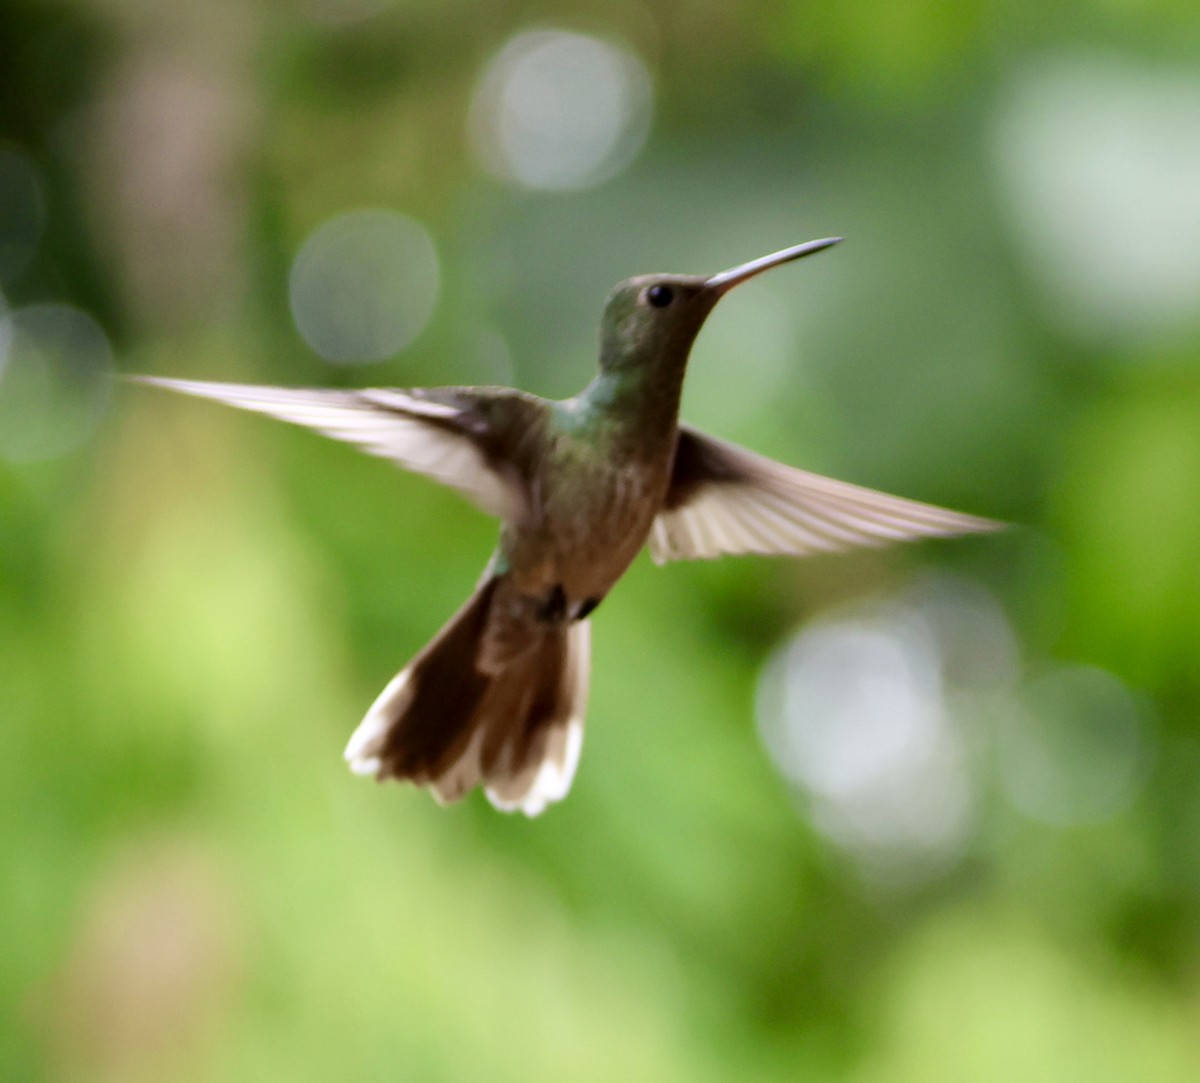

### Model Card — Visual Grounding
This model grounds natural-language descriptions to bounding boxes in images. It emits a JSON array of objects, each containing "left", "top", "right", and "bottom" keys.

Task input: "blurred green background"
[{"left": 4, "top": 0, "right": 1200, "bottom": 1079}]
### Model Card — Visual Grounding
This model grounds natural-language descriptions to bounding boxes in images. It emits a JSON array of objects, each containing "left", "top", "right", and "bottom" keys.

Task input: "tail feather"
[
  {"left": 344, "top": 576, "right": 591, "bottom": 816},
  {"left": 484, "top": 620, "right": 589, "bottom": 814}
]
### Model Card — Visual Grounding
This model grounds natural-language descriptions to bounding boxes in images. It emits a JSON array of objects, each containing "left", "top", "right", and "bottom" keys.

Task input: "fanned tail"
[{"left": 344, "top": 576, "right": 591, "bottom": 816}]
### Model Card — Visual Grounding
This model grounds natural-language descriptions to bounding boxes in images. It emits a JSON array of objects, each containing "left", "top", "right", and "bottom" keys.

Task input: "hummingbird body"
[
  {"left": 138, "top": 239, "right": 1000, "bottom": 815},
  {"left": 504, "top": 402, "right": 669, "bottom": 608}
]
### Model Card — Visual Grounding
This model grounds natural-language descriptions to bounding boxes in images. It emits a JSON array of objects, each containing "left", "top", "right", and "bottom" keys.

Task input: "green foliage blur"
[{"left": 4, "top": 0, "right": 1200, "bottom": 1079}]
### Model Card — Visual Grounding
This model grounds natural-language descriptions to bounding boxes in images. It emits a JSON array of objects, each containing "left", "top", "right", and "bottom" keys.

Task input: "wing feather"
[
  {"left": 650, "top": 425, "right": 1001, "bottom": 564},
  {"left": 134, "top": 376, "right": 530, "bottom": 520}
]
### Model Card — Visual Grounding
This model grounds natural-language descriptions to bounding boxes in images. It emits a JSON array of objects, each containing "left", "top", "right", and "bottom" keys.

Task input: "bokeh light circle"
[
  {"left": 758, "top": 605, "right": 972, "bottom": 880},
  {"left": 469, "top": 29, "right": 654, "bottom": 191},
  {"left": 993, "top": 53, "right": 1200, "bottom": 346},
  {"left": 289, "top": 209, "right": 440, "bottom": 364},
  {"left": 756, "top": 576, "right": 1021, "bottom": 883},
  {"left": 762, "top": 622, "right": 945, "bottom": 798},
  {"left": 0, "top": 303, "right": 113, "bottom": 462}
]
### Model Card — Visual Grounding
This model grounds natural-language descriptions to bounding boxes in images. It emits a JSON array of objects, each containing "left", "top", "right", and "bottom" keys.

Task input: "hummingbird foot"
[
  {"left": 533, "top": 585, "right": 603, "bottom": 623},
  {"left": 573, "top": 596, "right": 601, "bottom": 621},
  {"left": 535, "top": 585, "right": 568, "bottom": 623}
]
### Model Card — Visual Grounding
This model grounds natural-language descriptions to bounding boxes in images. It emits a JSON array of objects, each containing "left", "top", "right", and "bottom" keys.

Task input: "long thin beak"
[{"left": 706, "top": 237, "right": 842, "bottom": 294}]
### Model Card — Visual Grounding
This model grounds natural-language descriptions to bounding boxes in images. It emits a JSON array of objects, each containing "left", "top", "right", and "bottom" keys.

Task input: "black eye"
[{"left": 646, "top": 284, "right": 674, "bottom": 308}]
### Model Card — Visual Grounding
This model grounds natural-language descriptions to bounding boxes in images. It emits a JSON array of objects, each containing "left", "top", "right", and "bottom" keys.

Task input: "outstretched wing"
[
  {"left": 649, "top": 424, "right": 1002, "bottom": 564},
  {"left": 133, "top": 376, "right": 541, "bottom": 521}
]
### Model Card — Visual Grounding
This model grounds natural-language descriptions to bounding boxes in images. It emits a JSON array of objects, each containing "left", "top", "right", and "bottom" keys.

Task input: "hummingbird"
[{"left": 137, "top": 237, "right": 999, "bottom": 816}]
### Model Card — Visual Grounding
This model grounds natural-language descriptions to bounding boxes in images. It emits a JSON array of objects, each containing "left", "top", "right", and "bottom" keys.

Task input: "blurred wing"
[
  {"left": 134, "top": 376, "right": 529, "bottom": 520},
  {"left": 649, "top": 424, "right": 1002, "bottom": 564}
]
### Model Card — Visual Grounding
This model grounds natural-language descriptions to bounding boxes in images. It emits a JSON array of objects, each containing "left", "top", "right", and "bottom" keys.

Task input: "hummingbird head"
[
  {"left": 597, "top": 237, "right": 842, "bottom": 378},
  {"left": 597, "top": 273, "right": 718, "bottom": 376}
]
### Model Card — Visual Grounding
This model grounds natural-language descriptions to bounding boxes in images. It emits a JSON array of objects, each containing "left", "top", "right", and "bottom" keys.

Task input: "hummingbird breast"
[{"left": 503, "top": 431, "right": 671, "bottom": 607}]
